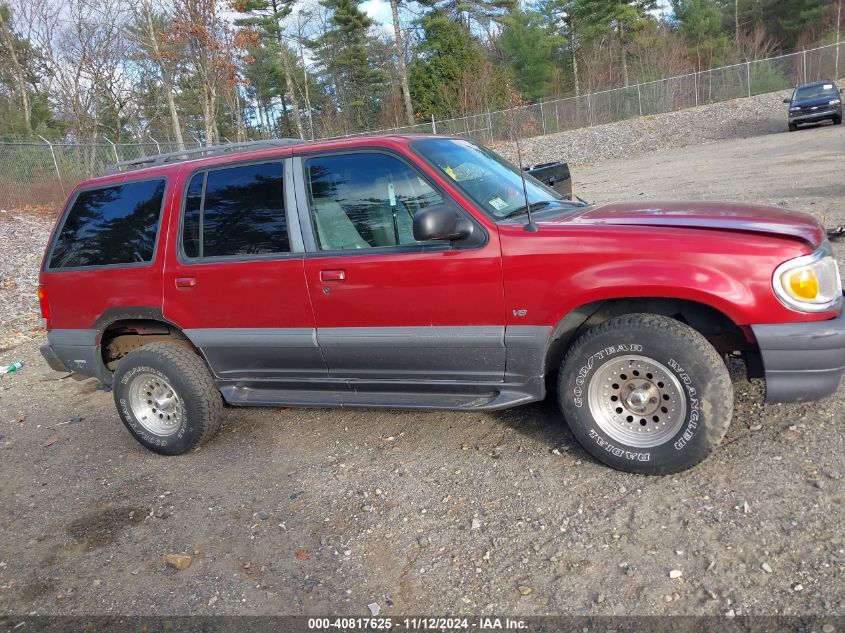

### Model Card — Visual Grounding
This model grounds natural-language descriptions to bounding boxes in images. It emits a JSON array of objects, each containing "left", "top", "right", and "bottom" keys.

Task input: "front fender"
[{"left": 500, "top": 225, "right": 830, "bottom": 327}]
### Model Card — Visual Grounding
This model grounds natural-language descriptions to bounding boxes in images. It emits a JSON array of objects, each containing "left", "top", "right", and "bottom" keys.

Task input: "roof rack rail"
[{"left": 105, "top": 138, "right": 307, "bottom": 174}]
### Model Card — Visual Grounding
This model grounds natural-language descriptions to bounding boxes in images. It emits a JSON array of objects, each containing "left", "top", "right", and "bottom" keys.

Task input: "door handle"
[
  {"left": 320, "top": 270, "right": 346, "bottom": 282},
  {"left": 175, "top": 277, "right": 197, "bottom": 288}
]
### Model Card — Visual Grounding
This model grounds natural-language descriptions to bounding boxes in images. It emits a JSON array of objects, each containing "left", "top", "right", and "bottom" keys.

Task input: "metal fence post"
[
  {"left": 103, "top": 136, "right": 119, "bottom": 162},
  {"left": 587, "top": 92, "right": 593, "bottom": 127},
  {"left": 693, "top": 71, "right": 699, "bottom": 107},
  {"left": 746, "top": 60, "right": 752, "bottom": 97},
  {"left": 149, "top": 135, "right": 161, "bottom": 154},
  {"left": 38, "top": 135, "right": 65, "bottom": 194},
  {"left": 431, "top": 114, "right": 436, "bottom": 135},
  {"left": 554, "top": 100, "right": 560, "bottom": 133},
  {"left": 540, "top": 101, "right": 546, "bottom": 135},
  {"left": 802, "top": 49, "right": 807, "bottom": 83},
  {"left": 636, "top": 84, "right": 643, "bottom": 116}
]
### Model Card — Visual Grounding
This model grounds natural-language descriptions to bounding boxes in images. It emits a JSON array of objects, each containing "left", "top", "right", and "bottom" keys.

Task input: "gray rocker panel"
[
  {"left": 184, "top": 328, "right": 327, "bottom": 379},
  {"left": 316, "top": 326, "right": 507, "bottom": 381}
]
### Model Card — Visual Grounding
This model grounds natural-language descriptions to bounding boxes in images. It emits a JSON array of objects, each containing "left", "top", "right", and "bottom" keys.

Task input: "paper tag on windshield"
[
  {"left": 388, "top": 182, "right": 396, "bottom": 207},
  {"left": 823, "top": 84, "right": 833, "bottom": 89},
  {"left": 489, "top": 197, "right": 508, "bottom": 211}
]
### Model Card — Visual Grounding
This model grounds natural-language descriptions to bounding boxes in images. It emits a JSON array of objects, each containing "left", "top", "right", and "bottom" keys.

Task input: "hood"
[
  {"left": 791, "top": 96, "right": 839, "bottom": 108},
  {"left": 553, "top": 200, "right": 825, "bottom": 246}
]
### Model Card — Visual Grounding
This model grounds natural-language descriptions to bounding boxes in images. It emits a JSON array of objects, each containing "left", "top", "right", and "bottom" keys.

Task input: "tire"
[
  {"left": 113, "top": 342, "right": 223, "bottom": 455},
  {"left": 557, "top": 314, "right": 732, "bottom": 475},
  {"left": 788, "top": 122, "right": 798, "bottom": 132},
  {"left": 834, "top": 116, "right": 842, "bottom": 125}
]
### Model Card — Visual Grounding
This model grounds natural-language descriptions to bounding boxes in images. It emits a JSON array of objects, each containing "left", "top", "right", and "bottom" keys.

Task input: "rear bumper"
[
  {"left": 39, "top": 343, "right": 70, "bottom": 373},
  {"left": 751, "top": 309, "right": 845, "bottom": 403},
  {"left": 40, "top": 329, "right": 111, "bottom": 383}
]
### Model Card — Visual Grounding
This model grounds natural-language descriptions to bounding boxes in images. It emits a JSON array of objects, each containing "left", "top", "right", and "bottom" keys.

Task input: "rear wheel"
[
  {"left": 834, "top": 115, "right": 842, "bottom": 125},
  {"left": 558, "top": 314, "right": 733, "bottom": 474},
  {"left": 113, "top": 342, "right": 223, "bottom": 455}
]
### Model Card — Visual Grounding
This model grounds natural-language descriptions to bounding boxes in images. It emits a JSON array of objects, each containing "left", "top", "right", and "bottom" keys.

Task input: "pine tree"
[
  {"left": 313, "top": 0, "right": 384, "bottom": 132},
  {"left": 0, "top": 4, "right": 40, "bottom": 135},
  {"left": 498, "top": 10, "right": 556, "bottom": 101},
  {"left": 672, "top": 0, "right": 731, "bottom": 66},
  {"left": 234, "top": 0, "right": 306, "bottom": 138},
  {"left": 408, "top": 10, "right": 484, "bottom": 116}
]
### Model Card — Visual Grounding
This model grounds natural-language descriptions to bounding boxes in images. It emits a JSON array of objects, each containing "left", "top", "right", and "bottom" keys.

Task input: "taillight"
[{"left": 37, "top": 285, "right": 51, "bottom": 330}]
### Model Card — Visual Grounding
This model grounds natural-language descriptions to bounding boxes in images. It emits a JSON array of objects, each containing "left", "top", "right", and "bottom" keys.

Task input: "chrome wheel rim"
[
  {"left": 587, "top": 355, "right": 687, "bottom": 449},
  {"left": 128, "top": 372, "right": 183, "bottom": 436}
]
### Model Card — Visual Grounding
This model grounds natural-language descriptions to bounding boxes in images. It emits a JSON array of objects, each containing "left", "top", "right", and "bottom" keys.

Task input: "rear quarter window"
[{"left": 49, "top": 179, "right": 166, "bottom": 269}]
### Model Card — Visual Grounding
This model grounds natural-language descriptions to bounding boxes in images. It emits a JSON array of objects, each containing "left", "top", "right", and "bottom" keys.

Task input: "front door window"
[{"left": 304, "top": 153, "right": 444, "bottom": 251}]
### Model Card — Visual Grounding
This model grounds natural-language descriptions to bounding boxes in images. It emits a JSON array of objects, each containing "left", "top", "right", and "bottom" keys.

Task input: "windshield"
[
  {"left": 794, "top": 83, "right": 839, "bottom": 101},
  {"left": 412, "top": 138, "right": 565, "bottom": 220}
]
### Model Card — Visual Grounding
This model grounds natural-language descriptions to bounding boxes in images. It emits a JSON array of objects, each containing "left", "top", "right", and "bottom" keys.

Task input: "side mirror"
[
  {"left": 840, "top": 88, "right": 844, "bottom": 94},
  {"left": 782, "top": 98, "right": 790, "bottom": 103},
  {"left": 413, "top": 204, "right": 472, "bottom": 242}
]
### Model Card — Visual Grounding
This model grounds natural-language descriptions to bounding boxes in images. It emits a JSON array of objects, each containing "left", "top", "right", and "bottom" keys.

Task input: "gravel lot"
[{"left": 1, "top": 93, "right": 844, "bottom": 618}]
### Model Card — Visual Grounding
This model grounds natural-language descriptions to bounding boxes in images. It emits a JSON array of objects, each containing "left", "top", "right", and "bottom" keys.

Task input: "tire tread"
[
  {"left": 114, "top": 342, "right": 223, "bottom": 453},
  {"left": 558, "top": 313, "right": 733, "bottom": 474}
]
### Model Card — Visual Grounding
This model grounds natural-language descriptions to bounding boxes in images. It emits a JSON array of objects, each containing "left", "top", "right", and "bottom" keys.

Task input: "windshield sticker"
[
  {"left": 489, "top": 197, "right": 508, "bottom": 211},
  {"left": 823, "top": 84, "right": 833, "bottom": 90},
  {"left": 443, "top": 165, "right": 458, "bottom": 180}
]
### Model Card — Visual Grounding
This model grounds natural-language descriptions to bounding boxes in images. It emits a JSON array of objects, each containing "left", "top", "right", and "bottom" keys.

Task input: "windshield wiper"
[{"left": 501, "top": 200, "right": 551, "bottom": 220}]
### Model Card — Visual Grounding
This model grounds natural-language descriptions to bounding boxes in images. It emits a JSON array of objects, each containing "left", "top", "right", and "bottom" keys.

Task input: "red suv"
[{"left": 38, "top": 135, "right": 845, "bottom": 474}]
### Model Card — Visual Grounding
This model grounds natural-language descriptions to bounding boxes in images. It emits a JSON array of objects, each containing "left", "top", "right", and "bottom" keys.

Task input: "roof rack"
[{"left": 105, "top": 138, "right": 307, "bottom": 174}]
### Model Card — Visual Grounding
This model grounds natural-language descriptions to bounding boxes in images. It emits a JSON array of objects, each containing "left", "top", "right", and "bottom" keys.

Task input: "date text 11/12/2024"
[{"left": 306, "top": 617, "right": 528, "bottom": 630}]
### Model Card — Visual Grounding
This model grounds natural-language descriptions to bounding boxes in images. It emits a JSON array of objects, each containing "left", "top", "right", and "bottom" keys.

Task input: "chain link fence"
[{"left": 1, "top": 41, "right": 842, "bottom": 209}]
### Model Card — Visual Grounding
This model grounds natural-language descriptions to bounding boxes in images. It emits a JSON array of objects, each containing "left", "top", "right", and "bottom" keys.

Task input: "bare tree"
[
  {"left": 31, "top": 0, "right": 130, "bottom": 148},
  {"left": 170, "top": 0, "right": 239, "bottom": 145},
  {"left": 388, "top": 0, "right": 414, "bottom": 124},
  {"left": 135, "top": 0, "right": 186, "bottom": 149},
  {"left": 288, "top": 10, "right": 315, "bottom": 139}
]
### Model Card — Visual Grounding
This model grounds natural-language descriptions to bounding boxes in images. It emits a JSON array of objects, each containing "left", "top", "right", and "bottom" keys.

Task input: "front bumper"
[
  {"left": 751, "top": 308, "right": 845, "bottom": 403},
  {"left": 789, "top": 108, "right": 840, "bottom": 123}
]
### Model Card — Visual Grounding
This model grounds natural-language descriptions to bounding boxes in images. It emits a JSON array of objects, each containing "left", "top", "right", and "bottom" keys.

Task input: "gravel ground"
[
  {"left": 0, "top": 208, "right": 52, "bottom": 350},
  {"left": 494, "top": 89, "right": 796, "bottom": 168},
  {"left": 0, "top": 95, "right": 844, "bottom": 618}
]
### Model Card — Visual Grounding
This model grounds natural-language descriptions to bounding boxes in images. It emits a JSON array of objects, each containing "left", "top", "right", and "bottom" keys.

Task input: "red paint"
[
  {"left": 40, "top": 135, "right": 836, "bottom": 341},
  {"left": 304, "top": 244, "right": 505, "bottom": 328}
]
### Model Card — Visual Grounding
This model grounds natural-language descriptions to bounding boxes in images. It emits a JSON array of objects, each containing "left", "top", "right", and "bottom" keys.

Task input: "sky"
[{"left": 361, "top": 0, "right": 395, "bottom": 26}]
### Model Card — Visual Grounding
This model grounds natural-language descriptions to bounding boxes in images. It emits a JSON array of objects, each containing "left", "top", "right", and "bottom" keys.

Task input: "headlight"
[
  {"left": 773, "top": 243, "right": 842, "bottom": 312},
  {"left": 789, "top": 106, "right": 801, "bottom": 111},
  {"left": 830, "top": 99, "right": 842, "bottom": 105}
]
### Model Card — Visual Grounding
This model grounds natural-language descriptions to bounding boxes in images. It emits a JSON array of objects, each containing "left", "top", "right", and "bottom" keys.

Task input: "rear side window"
[
  {"left": 181, "top": 162, "right": 289, "bottom": 259},
  {"left": 49, "top": 179, "right": 166, "bottom": 269}
]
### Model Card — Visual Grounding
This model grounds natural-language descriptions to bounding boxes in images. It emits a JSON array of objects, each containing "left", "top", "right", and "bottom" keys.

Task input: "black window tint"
[
  {"left": 306, "top": 153, "right": 443, "bottom": 251},
  {"left": 50, "top": 179, "right": 165, "bottom": 268},
  {"left": 201, "top": 162, "right": 288, "bottom": 257},
  {"left": 182, "top": 172, "right": 204, "bottom": 258}
]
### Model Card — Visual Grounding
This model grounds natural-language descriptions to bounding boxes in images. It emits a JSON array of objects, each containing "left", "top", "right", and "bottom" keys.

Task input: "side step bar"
[{"left": 219, "top": 385, "right": 541, "bottom": 411}]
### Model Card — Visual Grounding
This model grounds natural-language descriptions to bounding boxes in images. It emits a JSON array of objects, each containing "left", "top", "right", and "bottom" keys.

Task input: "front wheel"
[
  {"left": 833, "top": 115, "right": 842, "bottom": 125},
  {"left": 788, "top": 122, "right": 798, "bottom": 132},
  {"left": 558, "top": 314, "right": 733, "bottom": 474}
]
